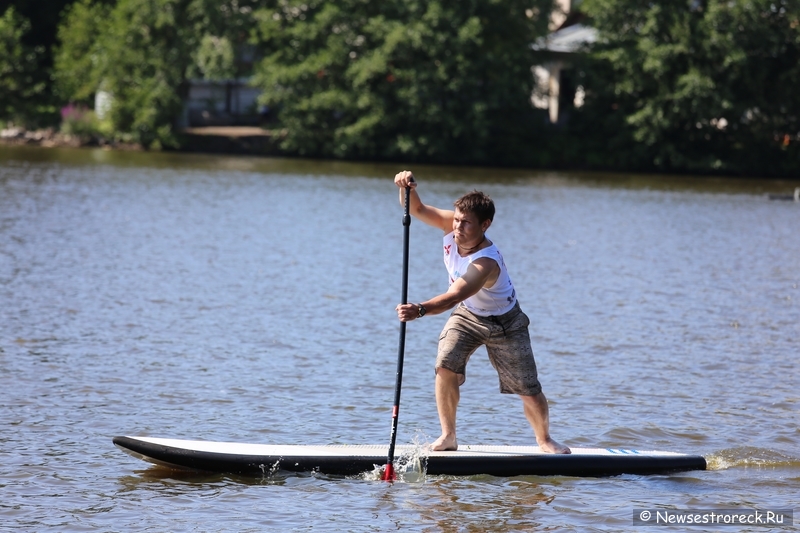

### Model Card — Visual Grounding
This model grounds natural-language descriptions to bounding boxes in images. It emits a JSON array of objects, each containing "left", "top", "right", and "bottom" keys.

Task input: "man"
[{"left": 394, "top": 170, "right": 570, "bottom": 454}]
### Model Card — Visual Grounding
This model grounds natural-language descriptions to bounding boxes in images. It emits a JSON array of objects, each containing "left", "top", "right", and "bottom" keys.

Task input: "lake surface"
[{"left": 1, "top": 145, "right": 798, "bottom": 531}]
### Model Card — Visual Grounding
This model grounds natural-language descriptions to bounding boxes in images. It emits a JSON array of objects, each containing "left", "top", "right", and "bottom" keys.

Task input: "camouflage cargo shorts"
[{"left": 436, "top": 301, "right": 542, "bottom": 396}]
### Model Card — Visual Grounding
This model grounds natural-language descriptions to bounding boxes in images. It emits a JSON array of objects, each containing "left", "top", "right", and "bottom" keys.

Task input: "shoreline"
[
  {"left": 0, "top": 126, "right": 283, "bottom": 154},
  {"left": 0, "top": 126, "right": 143, "bottom": 150},
  {"left": 4, "top": 127, "right": 800, "bottom": 185}
]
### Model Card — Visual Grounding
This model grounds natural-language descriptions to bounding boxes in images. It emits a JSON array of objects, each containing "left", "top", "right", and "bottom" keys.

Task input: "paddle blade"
[{"left": 382, "top": 463, "right": 396, "bottom": 481}]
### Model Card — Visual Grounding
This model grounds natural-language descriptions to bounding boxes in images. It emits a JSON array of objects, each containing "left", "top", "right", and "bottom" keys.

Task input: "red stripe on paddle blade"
[{"left": 382, "top": 463, "right": 396, "bottom": 481}]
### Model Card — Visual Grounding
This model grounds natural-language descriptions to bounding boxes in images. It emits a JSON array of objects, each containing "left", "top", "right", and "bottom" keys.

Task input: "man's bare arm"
[
  {"left": 395, "top": 170, "right": 453, "bottom": 233},
  {"left": 396, "top": 258, "right": 498, "bottom": 321}
]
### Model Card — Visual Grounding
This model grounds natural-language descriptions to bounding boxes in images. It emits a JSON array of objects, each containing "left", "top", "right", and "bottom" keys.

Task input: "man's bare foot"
[
  {"left": 430, "top": 434, "right": 458, "bottom": 451},
  {"left": 538, "top": 437, "right": 571, "bottom": 454}
]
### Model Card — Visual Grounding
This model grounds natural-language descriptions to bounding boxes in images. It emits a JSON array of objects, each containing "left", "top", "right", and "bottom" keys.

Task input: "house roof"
[{"left": 532, "top": 23, "right": 598, "bottom": 53}]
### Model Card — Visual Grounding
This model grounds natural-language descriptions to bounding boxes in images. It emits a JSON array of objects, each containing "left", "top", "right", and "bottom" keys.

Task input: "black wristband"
[{"left": 417, "top": 304, "right": 427, "bottom": 318}]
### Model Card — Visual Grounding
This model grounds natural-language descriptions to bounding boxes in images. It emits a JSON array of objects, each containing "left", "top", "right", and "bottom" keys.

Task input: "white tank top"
[{"left": 443, "top": 231, "right": 517, "bottom": 316}]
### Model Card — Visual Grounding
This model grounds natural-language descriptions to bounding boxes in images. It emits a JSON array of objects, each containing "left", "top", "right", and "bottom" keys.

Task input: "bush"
[{"left": 59, "top": 103, "right": 108, "bottom": 139}]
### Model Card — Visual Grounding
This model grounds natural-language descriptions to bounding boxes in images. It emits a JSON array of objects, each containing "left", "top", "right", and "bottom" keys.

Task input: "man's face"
[{"left": 452, "top": 208, "right": 488, "bottom": 245}]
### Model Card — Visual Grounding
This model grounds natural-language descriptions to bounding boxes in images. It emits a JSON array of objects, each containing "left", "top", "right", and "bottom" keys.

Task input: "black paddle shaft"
[{"left": 384, "top": 182, "right": 412, "bottom": 479}]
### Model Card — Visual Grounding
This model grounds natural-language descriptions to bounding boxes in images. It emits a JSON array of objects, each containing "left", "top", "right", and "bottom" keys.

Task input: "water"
[{"left": 1, "top": 145, "right": 798, "bottom": 531}]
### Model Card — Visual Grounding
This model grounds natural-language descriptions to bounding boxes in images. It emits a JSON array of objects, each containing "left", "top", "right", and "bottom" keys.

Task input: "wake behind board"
[{"left": 113, "top": 436, "right": 706, "bottom": 477}]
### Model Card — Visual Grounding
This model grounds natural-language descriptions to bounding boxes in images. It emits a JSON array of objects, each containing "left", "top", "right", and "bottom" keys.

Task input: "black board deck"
[{"left": 113, "top": 436, "right": 707, "bottom": 477}]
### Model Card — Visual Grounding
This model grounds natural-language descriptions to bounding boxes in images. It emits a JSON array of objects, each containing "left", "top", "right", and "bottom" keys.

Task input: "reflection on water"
[
  {"left": 4, "top": 144, "right": 800, "bottom": 195},
  {"left": 1, "top": 145, "right": 798, "bottom": 532}
]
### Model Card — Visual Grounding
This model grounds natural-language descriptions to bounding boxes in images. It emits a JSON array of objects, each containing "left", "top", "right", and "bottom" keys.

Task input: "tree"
[
  {"left": 577, "top": 0, "right": 800, "bottom": 175},
  {"left": 0, "top": 7, "right": 45, "bottom": 124},
  {"left": 90, "top": 0, "right": 198, "bottom": 147},
  {"left": 0, "top": 0, "right": 83, "bottom": 126},
  {"left": 54, "top": 0, "right": 261, "bottom": 148},
  {"left": 251, "top": 0, "right": 552, "bottom": 163},
  {"left": 53, "top": 0, "right": 110, "bottom": 104}
]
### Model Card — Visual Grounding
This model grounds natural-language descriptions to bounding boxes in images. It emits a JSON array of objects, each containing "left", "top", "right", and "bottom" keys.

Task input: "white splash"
[{"left": 363, "top": 430, "right": 432, "bottom": 482}]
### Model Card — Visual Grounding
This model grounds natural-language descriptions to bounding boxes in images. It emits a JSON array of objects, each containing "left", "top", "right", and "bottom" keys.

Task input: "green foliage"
[
  {"left": 91, "top": 0, "right": 198, "bottom": 148},
  {"left": 251, "top": 0, "right": 552, "bottom": 163},
  {"left": 188, "top": 0, "right": 262, "bottom": 78},
  {"left": 59, "top": 103, "right": 109, "bottom": 138},
  {"left": 578, "top": 0, "right": 800, "bottom": 175},
  {"left": 37, "top": 0, "right": 800, "bottom": 174},
  {"left": 192, "top": 34, "right": 236, "bottom": 80},
  {"left": 0, "top": 0, "right": 78, "bottom": 127},
  {"left": 53, "top": 0, "right": 109, "bottom": 103},
  {"left": 54, "top": 0, "right": 261, "bottom": 148},
  {"left": 0, "top": 7, "right": 46, "bottom": 124}
]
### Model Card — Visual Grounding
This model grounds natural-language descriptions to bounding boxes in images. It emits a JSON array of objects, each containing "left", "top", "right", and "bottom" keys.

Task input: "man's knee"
[{"left": 436, "top": 366, "right": 465, "bottom": 386}]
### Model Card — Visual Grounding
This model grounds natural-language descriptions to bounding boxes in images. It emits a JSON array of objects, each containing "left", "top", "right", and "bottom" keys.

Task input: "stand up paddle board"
[{"left": 113, "top": 436, "right": 706, "bottom": 477}]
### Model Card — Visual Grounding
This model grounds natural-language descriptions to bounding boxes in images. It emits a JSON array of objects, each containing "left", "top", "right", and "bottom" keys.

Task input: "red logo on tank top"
[{"left": 444, "top": 244, "right": 452, "bottom": 256}]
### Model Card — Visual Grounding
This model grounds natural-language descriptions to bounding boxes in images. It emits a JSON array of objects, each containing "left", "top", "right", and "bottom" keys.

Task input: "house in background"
[
  {"left": 180, "top": 42, "right": 266, "bottom": 128},
  {"left": 94, "top": 79, "right": 264, "bottom": 128},
  {"left": 180, "top": 78, "right": 263, "bottom": 128},
  {"left": 531, "top": 0, "right": 597, "bottom": 124},
  {"left": 94, "top": 46, "right": 266, "bottom": 129}
]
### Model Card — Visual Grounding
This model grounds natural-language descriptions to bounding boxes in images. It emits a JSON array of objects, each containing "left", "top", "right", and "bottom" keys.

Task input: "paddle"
[{"left": 383, "top": 178, "right": 413, "bottom": 481}]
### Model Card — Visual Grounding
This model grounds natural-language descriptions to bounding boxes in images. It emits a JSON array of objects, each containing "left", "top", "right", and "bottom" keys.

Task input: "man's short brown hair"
[{"left": 454, "top": 190, "right": 495, "bottom": 224}]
